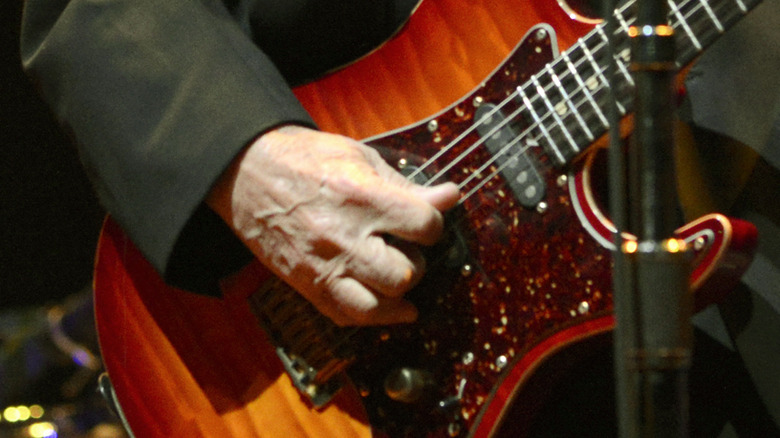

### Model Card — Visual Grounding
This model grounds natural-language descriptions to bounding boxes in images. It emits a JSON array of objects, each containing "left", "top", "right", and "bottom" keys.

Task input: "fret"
[
  {"left": 667, "top": 1, "right": 696, "bottom": 62},
  {"left": 668, "top": 0, "right": 703, "bottom": 50},
  {"left": 615, "top": 57, "right": 634, "bottom": 87},
  {"left": 673, "top": 38, "right": 698, "bottom": 65},
  {"left": 571, "top": 89, "right": 610, "bottom": 142},
  {"left": 544, "top": 60, "right": 599, "bottom": 150},
  {"left": 614, "top": 7, "right": 634, "bottom": 36},
  {"left": 505, "top": 0, "right": 765, "bottom": 171},
  {"left": 532, "top": 75, "right": 580, "bottom": 157},
  {"left": 670, "top": 2, "right": 702, "bottom": 62},
  {"left": 549, "top": 62, "right": 596, "bottom": 143},
  {"left": 572, "top": 53, "right": 625, "bottom": 140},
  {"left": 558, "top": 47, "right": 609, "bottom": 136},
  {"left": 596, "top": 26, "right": 635, "bottom": 88},
  {"left": 559, "top": 107, "right": 598, "bottom": 153},
  {"left": 670, "top": 0, "right": 749, "bottom": 64},
  {"left": 561, "top": 50, "right": 609, "bottom": 130},
  {"left": 581, "top": 41, "right": 626, "bottom": 115},
  {"left": 523, "top": 0, "right": 769, "bottom": 170},
  {"left": 711, "top": 0, "right": 751, "bottom": 26},
  {"left": 677, "top": 0, "right": 724, "bottom": 47},
  {"left": 516, "top": 84, "right": 566, "bottom": 165},
  {"left": 711, "top": 0, "right": 743, "bottom": 21},
  {"left": 698, "top": 0, "right": 725, "bottom": 32}
]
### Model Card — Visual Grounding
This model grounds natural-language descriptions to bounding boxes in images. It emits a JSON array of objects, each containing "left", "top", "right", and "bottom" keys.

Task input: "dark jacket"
[{"left": 20, "top": 0, "right": 417, "bottom": 293}]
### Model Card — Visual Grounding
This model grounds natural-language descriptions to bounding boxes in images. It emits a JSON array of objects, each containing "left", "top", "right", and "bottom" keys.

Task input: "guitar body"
[
  {"left": 291, "top": 0, "right": 593, "bottom": 139},
  {"left": 94, "top": 0, "right": 760, "bottom": 437},
  {"left": 95, "top": 217, "right": 373, "bottom": 437}
]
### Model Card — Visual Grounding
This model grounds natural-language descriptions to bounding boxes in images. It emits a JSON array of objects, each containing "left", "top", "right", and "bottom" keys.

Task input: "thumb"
[{"left": 412, "top": 182, "right": 461, "bottom": 211}]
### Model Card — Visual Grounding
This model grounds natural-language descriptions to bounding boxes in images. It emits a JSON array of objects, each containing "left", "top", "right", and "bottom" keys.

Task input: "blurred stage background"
[{"left": 2, "top": 1, "right": 121, "bottom": 437}]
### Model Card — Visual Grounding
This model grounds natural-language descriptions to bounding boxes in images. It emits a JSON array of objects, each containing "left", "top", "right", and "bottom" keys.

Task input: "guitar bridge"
[{"left": 248, "top": 278, "right": 357, "bottom": 408}]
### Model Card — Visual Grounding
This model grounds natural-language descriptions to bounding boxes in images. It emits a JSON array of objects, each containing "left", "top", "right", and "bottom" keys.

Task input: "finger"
[
  {"left": 411, "top": 182, "right": 461, "bottom": 212},
  {"left": 355, "top": 186, "right": 443, "bottom": 246},
  {"left": 365, "top": 148, "right": 460, "bottom": 211},
  {"left": 328, "top": 277, "right": 418, "bottom": 326},
  {"left": 346, "top": 235, "right": 426, "bottom": 298},
  {"left": 353, "top": 145, "right": 460, "bottom": 245}
]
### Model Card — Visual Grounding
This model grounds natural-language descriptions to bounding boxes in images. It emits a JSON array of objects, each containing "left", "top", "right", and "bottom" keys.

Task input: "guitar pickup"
[{"left": 474, "top": 104, "right": 546, "bottom": 209}]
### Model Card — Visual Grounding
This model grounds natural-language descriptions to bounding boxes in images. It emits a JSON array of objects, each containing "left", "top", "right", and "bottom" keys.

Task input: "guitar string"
[
  {"left": 453, "top": 9, "right": 663, "bottom": 198},
  {"left": 404, "top": 0, "right": 637, "bottom": 195},
  {"left": 404, "top": 0, "right": 638, "bottom": 190},
  {"left": 326, "top": 0, "right": 718, "bottom": 351},
  {"left": 403, "top": 0, "right": 639, "bottom": 182},
  {"left": 455, "top": 26, "right": 640, "bottom": 194},
  {"left": 468, "top": 0, "right": 717, "bottom": 191},
  {"left": 407, "top": 0, "right": 712, "bottom": 207},
  {"left": 456, "top": 56, "right": 617, "bottom": 194},
  {"left": 265, "top": 0, "right": 742, "bottom": 384},
  {"left": 308, "top": 0, "right": 742, "bottom": 375},
  {"left": 457, "top": 50, "right": 621, "bottom": 202}
]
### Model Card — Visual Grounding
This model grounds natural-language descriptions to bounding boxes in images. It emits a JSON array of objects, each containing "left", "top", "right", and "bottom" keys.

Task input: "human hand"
[{"left": 207, "top": 125, "right": 460, "bottom": 326}]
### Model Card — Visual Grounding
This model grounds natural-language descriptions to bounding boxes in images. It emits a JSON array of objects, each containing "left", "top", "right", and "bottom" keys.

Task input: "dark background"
[{"left": 1, "top": 0, "right": 105, "bottom": 310}]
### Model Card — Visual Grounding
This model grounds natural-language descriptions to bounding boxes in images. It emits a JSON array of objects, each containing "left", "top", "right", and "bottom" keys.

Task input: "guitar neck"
[{"left": 519, "top": 0, "right": 763, "bottom": 167}]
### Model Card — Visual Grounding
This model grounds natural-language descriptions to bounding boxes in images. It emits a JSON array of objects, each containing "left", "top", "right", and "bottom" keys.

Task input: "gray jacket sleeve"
[{"left": 20, "top": 0, "right": 317, "bottom": 293}]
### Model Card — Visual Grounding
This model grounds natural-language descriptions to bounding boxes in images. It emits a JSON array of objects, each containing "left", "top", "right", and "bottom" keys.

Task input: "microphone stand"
[{"left": 607, "top": 0, "right": 694, "bottom": 436}]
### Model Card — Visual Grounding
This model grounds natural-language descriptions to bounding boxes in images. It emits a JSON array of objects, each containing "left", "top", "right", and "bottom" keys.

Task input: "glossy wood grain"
[
  {"left": 293, "top": 0, "right": 592, "bottom": 139},
  {"left": 95, "top": 217, "right": 373, "bottom": 437}
]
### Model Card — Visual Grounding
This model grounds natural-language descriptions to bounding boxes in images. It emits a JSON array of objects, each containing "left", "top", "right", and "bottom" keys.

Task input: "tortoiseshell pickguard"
[{"left": 345, "top": 25, "right": 614, "bottom": 437}]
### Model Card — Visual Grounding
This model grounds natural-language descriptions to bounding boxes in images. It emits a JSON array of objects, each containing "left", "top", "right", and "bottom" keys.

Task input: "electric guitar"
[{"left": 94, "top": 0, "right": 762, "bottom": 436}]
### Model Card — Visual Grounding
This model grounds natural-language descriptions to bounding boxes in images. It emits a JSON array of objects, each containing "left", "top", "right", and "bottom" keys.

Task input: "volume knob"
[{"left": 384, "top": 368, "right": 433, "bottom": 403}]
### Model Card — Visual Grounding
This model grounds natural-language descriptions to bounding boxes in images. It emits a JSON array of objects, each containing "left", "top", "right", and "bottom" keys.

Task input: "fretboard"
[{"left": 519, "top": 0, "right": 763, "bottom": 167}]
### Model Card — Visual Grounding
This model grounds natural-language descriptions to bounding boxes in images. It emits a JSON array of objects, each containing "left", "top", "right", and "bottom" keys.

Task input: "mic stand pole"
[{"left": 607, "top": 0, "right": 694, "bottom": 436}]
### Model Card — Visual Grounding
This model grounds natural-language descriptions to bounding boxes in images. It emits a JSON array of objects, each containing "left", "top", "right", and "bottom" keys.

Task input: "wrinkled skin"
[{"left": 208, "top": 125, "right": 461, "bottom": 326}]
